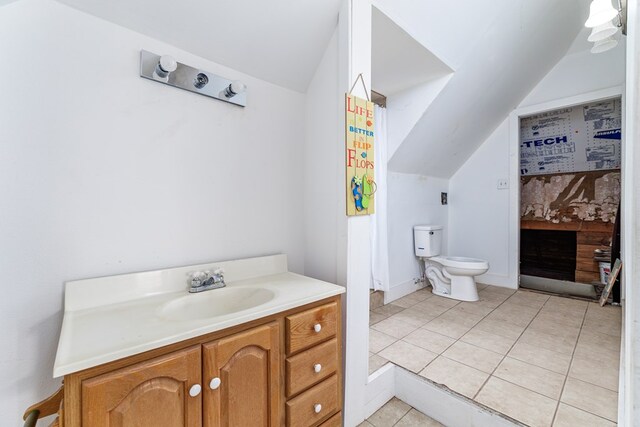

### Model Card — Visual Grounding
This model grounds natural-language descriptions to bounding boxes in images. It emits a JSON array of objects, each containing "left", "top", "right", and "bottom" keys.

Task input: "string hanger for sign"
[{"left": 348, "top": 73, "right": 370, "bottom": 101}]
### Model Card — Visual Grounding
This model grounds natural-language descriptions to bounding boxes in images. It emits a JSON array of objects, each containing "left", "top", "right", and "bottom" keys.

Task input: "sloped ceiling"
[
  {"left": 381, "top": 0, "right": 587, "bottom": 178},
  {"left": 55, "top": 0, "right": 342, "bottom": 92}
]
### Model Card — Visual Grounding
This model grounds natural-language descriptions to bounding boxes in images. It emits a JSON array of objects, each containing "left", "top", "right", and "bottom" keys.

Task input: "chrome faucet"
[{"left": 189, "top": 268, "right": 226, "bottom": 293}]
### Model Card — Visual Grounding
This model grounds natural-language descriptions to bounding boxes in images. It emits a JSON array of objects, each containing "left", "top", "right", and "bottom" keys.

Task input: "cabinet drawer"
[
  {"left": 286, "top": 375, "right": 339, "bottom": 427},
  {"left": 286, "top": 338, "right": 338, "bottom": 397},
  {"left": 319, "top": 412, "right": 342, "bottom": 427},
  {"left": 286, "top": 302, "right": 338, "bottom": 354}
]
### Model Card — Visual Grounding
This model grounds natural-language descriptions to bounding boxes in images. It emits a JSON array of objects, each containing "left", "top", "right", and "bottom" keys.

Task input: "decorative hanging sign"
[{"left": 345, "top": 92, "right": 376, "bottom": 216}]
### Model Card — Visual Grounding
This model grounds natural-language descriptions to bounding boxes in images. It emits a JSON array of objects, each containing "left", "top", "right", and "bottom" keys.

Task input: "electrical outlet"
[
  {"left": 441, "top": 192, "right": 448, "bottom": 205},
  {"left": 497, "top": 179, "right": 509, "bottom": 190}
]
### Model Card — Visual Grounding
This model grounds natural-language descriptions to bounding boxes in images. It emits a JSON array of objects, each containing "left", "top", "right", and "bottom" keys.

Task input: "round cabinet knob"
[
  {"left": 314, "top": 403, "right": 322, "bottom": 414},
  {"left": 313, "top": 323, "right": 322, "bottom": 333},
  {"left": 209, "top": 377, "right": 221, "bottom": 390},
  {"left": 189, "top": 384, "right": 202, "bottom": 397},
  {"left": 314, "top": 364, "right": 322, "bottom": 373}
]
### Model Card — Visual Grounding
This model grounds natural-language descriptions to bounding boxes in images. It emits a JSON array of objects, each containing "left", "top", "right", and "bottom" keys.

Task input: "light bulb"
[
  {"left": 155, "top": 55, "right": 177, "bottom": 78},
  {"left": 591, "top": 36, "right": 618, "bottom": 53},
  {"left": 223, "top": 80, "right": 246, "bottom": 98},
  {"left": 585, "top": 0, "right": 618, "bottom": 28}
]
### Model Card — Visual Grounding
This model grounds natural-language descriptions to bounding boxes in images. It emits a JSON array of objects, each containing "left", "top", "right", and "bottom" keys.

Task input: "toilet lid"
[{"left": 431, "top": 256, "right": 489, "bottom": 269}]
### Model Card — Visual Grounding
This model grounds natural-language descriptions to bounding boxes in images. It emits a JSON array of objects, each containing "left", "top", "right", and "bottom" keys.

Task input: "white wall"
[
  {"left": 0, "top": 0, "right": 305, "bottom": 420},
  {"left": 448, "top": 40, "right": 626, "bottom": 288},
  {"left": 303, "top": 30, "right": 341, "bottom": 284},
  {"left": 387, "top": 173, "right": 449, "bottom": 297}
]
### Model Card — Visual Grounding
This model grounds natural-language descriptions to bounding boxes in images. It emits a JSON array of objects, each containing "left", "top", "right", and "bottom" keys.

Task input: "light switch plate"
[{"left": 497, "top": 179, "right": 509, "bottom": 190}]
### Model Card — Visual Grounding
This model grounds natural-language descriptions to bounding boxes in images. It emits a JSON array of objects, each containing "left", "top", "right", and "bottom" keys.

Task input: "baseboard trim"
[{"left": 385, "top": 280, "right": 427, "bottom": 304}]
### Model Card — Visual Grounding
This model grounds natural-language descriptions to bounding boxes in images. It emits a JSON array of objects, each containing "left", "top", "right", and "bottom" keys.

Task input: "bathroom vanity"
[{"left": 50, "top": 255, "right": 344, "bottom": 427}]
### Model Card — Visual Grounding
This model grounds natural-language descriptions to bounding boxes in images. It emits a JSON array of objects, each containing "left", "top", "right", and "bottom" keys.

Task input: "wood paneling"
[
  {"left": 286, "top": 303, "right": 338, "bottom": 355},
  {"left": 81, "top": 346, "right": 201, "bottom": 427},
  {"left": 319, "top": 412, "right": 342, "bottom": 427},
  {"left": 203, "top": 322, "right": 281, "bottom": 427}
]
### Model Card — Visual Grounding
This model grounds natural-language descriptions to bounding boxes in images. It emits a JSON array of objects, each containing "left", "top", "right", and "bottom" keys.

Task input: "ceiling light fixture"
[{"left": 585, "top": 0, "right": 626, "bottom": 54}]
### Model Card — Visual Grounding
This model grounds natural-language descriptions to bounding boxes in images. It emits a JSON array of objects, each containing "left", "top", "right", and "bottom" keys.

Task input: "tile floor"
[
  {"left": 360, "top": 398, "right": 444, "bottom": 427},
  {"left": 369, "top": 285, "right": 621, "bottom": 427}
]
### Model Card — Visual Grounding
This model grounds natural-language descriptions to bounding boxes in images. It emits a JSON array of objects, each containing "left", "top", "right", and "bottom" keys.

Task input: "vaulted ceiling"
[
  {"left": 55, "top": 0, "right": 343, "bottom": 92},
  {"left": 373, "top": 0, "right": 588, "bottom": 178}
]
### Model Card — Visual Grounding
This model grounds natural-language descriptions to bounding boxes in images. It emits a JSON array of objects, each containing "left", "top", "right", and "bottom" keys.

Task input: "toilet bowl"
[{"left": 414, "top": 225, "right": 489, "bottom": 302}]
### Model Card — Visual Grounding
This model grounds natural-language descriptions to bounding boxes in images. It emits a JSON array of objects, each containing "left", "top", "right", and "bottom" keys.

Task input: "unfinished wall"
[{"left": 521, "top": 171, "right": 621, "bottom": 223}]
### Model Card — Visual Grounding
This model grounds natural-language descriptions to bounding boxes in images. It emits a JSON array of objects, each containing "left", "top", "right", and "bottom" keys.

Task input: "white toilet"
[{"left": 414, "top": 225, "right": 489, "bottom": 302}]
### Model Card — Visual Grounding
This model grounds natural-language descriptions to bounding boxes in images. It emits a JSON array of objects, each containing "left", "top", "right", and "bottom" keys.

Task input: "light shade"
[
  {"left": 588, "top": 20, "right": 620, "bottom": 42},
  {"left": 591, "top": 36, "right": 618, "bottom": 53},
  {"left": 585, "top": 0, "right": 618, "bottom": 28}
]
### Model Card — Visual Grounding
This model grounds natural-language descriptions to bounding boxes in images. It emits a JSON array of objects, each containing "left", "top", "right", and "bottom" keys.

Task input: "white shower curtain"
[{"left": 370, "top": 105, "right": 389, "bottom": 291}]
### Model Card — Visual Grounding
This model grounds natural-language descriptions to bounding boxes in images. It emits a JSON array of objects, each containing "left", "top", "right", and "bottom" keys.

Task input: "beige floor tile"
[
  {"left": 518, "top": 328, "right": 577, "bottom": 355},
  {"left": 569, "top": 355, "right": 619, "bottom": 391},
  {"left": 369, "top": 329, "right": 398, "bottom": 353},
  {"left": 582, "top": 317, "right": 622, "bottom": 337},
  {"left": 573, "top": 339, "right": 620, "bottom": 364},
  {"left": 561, "top": 377, "right": 618, "bottom": 422},
  {"left": 422, "top": 317, "right": 472, "bottom": 339},
  {"left": 553, "top": 403, "right": 616, "bottom": 427},
  {"left": 486, "top": 309, "right": 536, "bottom": 327},
  {"left": 395, "top": 409, "right": 444, "bottom": 426},
  {"left": 476, "top": 377, "right": 557, "bottom": 427},
  {"left": 535, "top": 309, "right": 584, "bottom": 328},
  {"left": 585, "top": 303, "right": 621, "bottom": 322},
  {"left": 461, "top": 328, "right": 517, "bottom": 355},
  {"left": 378, "top": 340, "right": 438, "bottom": 373},
  {"left": 389, "top": 309, "right": 436, "bottom": 328},
  {"left": 493, "top": 357, "right": 565, "bottom": 399},
  {"left": 438, "top": 308, "right": 484, "bottom": 328},
  {"left": 475, "top": 318, "right": 526, "bottom": 340},
  {"left": 371, "top": 317, "right": 418, "bottom": 339},
  {"left": 508, "top": 341, "right": 572, "bottom": 375},
  {"left": 370, "top": 311, "right": 388, "bottom": 325},
  {"left": 442, "top": 341, "right": 503, "bottom": 373},
  {"left": 578, "top": 329, "right": 620, "bottom": 352},
  {"left": 403, "top": 328, "right": 456, "bottom": 354},
  {"left": 358, "top": 422, "right": 374, "bottom": 427},
  {"left": 428, "top": 295, "right": 461, "bottom": 309},
  {"left": 482, "top": 285, "right": 517, "bottom": 296},
  {"left": 456, "top": 301, "right": 496, "bottom": 316},
  {"left": 545, "top": 295, "right": 589, "bottom": 311},
  {"left": 367, "top": 397, "right": 411, "bottom": 427},
  {"left": 372, "top": 304, "right": 405, "bottom": 317},
  {"left": 528, "top": 316, "right": 581, "bottom": 341},
  {"left": 413, "top": 299, "right": 452, "bottom": 317},
  {"left": 392, "top": 293, "right": 427, "bottom": 308},
  {"left": 369, "top": 353, "right": 389, "bottom": 375},
  {"left": 419, "top": 356, "right": 489, "bottom": 398},
  {"left": 506, "top": 291, "right": 550, "bottom": 309}
]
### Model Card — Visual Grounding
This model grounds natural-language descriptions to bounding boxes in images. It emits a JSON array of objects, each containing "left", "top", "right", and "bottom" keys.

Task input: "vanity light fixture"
[
  {"left": 584, "top": 0, "right": 626, "bottom": 54},
  {"left": 139, "top": 50, "right": 247, "bottom": 107}
]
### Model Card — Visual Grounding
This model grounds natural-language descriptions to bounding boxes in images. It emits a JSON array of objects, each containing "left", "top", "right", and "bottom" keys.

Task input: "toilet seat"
[{"left": 431, "top": 256, "right": 489, "bottom": 270}]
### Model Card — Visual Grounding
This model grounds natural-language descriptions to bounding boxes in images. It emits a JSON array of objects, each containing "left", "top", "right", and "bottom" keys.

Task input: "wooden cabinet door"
[
  {"left": 203, "top": 322, "right": 281, "bottom": 427},
  {"left": 81, "top": 346, "right": 202, "bottom": 427}
]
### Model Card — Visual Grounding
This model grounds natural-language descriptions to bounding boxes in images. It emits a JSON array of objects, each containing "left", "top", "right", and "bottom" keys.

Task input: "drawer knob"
[
  {"left": 209, "top": 377, "right": 221, "bottom": 390},
  {"left": 189, "top": 384, "right": 202, "bottom": 397},
  {"left": 314, "top": 364, "right": 322, "bottom": 373},
  {"left": 314, "top": 403, "right": 322, "bottom": 414},
  {"left": 313, "top": 323, "right": 322, "bottom": 333}
]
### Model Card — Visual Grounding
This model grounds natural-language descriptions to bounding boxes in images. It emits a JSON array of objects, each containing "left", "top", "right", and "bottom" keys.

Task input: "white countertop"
[{"left": 53, "top": 255, "right": 344, "bottom": 377}]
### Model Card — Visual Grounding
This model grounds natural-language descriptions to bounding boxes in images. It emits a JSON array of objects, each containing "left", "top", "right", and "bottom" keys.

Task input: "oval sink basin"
[{"left": 157, "top": 287, "right": 275, "bottom": 321}]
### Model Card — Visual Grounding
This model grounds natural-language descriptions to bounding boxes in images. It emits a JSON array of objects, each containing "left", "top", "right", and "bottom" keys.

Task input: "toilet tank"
[{"left": 414, "top": 225, "right": 443, "bottom": 258}]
